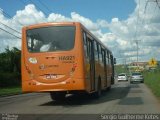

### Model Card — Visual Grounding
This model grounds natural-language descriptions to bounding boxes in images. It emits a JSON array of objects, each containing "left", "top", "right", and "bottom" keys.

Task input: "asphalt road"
[{"left": 0, "top": 81, "right": 160, "bottom": 119}]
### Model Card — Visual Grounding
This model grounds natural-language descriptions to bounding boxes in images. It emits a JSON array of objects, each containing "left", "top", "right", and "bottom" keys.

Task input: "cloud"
[
  {"left": 97, "top": 19, "right": 109, "bottom": 28},
  {"left": 112, "top": 18, "right": 119, "bottom": 23},
  {"left": 48, "top": 13, "right": 71, "bottom": 22},
  {"left": 0, "top": 1, "right": 160, "bottom": 63},
  {"left": 71, "top": 12, "right": 99, "bottom": 31},
  {"left": 14, "top": 4, "right": 46, "bottom": 25}
]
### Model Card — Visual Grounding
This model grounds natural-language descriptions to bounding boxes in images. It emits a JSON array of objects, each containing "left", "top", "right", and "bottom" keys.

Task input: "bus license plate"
[{"left": 46, "top": 74, "right": 57, "bottom": 79}]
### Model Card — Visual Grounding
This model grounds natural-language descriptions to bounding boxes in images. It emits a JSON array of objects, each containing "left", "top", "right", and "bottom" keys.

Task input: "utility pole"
[
  {"left": 136, "top": 40, "right": 139, "bottom": 63},
  {"left": 134, "top": 40, "right": 141, "bottom": 65}
]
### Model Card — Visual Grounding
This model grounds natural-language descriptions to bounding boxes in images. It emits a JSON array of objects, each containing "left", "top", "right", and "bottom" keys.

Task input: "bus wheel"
[
  {"left": 93, "top": 80, "right": 101, "bottom": 98},
  {"left": 50, "top": 92, "right": 66, "bottom": 101},
  {"left": 107, "top": 86, "right": 111, "bottom": 91}
]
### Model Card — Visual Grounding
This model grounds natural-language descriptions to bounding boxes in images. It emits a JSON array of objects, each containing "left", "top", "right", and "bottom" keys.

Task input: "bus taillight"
[
  {"left": 70, "top": 63, "right": 77, "bottom": 76},
  {"left": 26, "top": 65, "right": 31, "bottom": 74},
  {"left": 72, "top": 63, "right": 77, "bottom": 71}
]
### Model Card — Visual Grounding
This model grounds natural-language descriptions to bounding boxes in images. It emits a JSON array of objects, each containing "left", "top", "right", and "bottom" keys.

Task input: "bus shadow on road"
[{"left": 40, "top": 86, "right": 131, "bottom": 107}]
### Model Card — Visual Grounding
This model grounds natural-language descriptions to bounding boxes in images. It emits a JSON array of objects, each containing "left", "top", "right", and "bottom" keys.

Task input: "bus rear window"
[{"left": 26, "top": 26, "right": 75, "bottom": 52}]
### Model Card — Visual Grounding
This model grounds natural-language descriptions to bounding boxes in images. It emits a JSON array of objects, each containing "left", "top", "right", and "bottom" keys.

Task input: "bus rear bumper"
[{"left": 22, "top": 78, "right": 85, "bottom": 92}]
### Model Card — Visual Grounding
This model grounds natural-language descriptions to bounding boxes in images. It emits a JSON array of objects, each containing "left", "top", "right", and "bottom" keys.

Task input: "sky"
[{"left": 0, "top": 0, "right": 160, "bottom": 64}]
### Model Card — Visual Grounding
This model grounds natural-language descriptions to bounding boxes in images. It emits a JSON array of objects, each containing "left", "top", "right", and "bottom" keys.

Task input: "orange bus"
[{"left": 21, "top": 22, "right": 116, "bottom": 100}]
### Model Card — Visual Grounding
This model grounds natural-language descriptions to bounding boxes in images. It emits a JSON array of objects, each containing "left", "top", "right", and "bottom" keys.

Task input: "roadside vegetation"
[
  {"left": 143, "top": 69, "right": 160, "bottom": 99},
  {"left": 0, "top": 87, "right": 21, "bottom": 96},
  {"left": 0, "top": 47, "right": 21, "bottom": 96}
]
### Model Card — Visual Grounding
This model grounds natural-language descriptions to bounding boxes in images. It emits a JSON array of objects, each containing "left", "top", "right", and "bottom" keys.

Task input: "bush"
[{"left": 0, "top": 72, "right": 21, "bottom": 88}]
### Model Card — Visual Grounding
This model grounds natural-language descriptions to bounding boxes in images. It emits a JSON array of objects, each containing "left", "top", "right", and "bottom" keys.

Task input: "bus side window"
[
  {"left": 106, "top": 51, "right": 109, "bottom": 65},
  {"left": 104, "top": 50, "right": 107, "bottom": 65},
  {"left": 83, "top": 32, "right": 88, "bottom": 58},
  {"left": 102, "top": 49, "right": 106, "bottom": 65},
  {"left": 108, "top": 52, "right": 111, "bottom": 65},
  {"left": 110, "top": 54, "right": 112, "bottom": 65},
  {"left": 94, "top": 41, "right": 98, "bottom": 61},
  {"left": 107, "top": 52, "right": 109, "bottom": 65},
  {"left": 110, "top": 55, "right": 113, "bottom": 65},
  {"left": 87, "top": 37, "right": 91, "bottom": 59},
  {"left": 85, "top": 35, "right": 92, "bottom": 59},
  {"left": 102, "top": 49, "right": 105, "bottom": 65},
  {"left": 83, "top": 32, "right": 87, "bottom": 45},
  {"left": 99, "top": 45, "right": 102, "bottom": 63},
  {"left": 97, "top": 43, "right": 99, "bottom": 60}
]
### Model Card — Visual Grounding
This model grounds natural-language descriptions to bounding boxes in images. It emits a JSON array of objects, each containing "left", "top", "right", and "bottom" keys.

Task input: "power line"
[
  {"left": 0, "top": 27, "right": 21, "bottom": 39},
  {"left": 19, "top": 0, "right": 27, "bottom": 5},
  {"left": 133, "top": 40, "right": 141, "bottom": 64},
  {"left": 0, "top": 9, "right": 12, "bottom": 18},
  {"left": 38, "top": 0, "right": 53, "bottom": 13},
  {"left": 144, "top": 0, "right": 150, "bottom": 14},
  {"left": 28, "top": 0, "right": 48, "bottom": 16},
  {"left": 141, "top": 0, "right": 158, "bottom": 44},
  {"left": 19, "top": 0, "right": 46, "bottom": 23},
  {"left": 130, "top": 0, "right": 141, "bottom": 64},
  {"left": 133, "top": 0, "right": 141, "bottom": 41},
  {"left": 146, "top": 0, "right": 160, "bottom": 10},
  {"left": 144, "top": 41, "right": 160, "bottom": 43},
  {"left": 0, "top": 21, "right": 21, "bottom": 35},
  {"left": 0, "top": 9, "right": 24, "bottom": 26},
  {"left": 155, "top": 0, "right": 160, "bottom": 9}
]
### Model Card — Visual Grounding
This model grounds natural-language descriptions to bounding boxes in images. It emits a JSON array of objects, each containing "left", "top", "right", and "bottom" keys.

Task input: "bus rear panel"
[{"left": 21, "top": 22, "right": 86, "bottom": 93}]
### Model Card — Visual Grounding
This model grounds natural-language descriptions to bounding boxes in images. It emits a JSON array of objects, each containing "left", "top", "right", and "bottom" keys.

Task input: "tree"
[{"left": 0, "top": 47, "right": 21, "bottom": 73}]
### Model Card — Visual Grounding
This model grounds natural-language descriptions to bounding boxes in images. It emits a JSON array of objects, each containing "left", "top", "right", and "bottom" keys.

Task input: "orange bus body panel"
[{"left": 21, "top": 22, "right": 86, "bottom": 92}]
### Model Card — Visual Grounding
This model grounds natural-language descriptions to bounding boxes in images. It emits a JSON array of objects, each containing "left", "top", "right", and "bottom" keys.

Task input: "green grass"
[
  {"left": 0, "top": 86, "right": 22, "bottom": 96},
  {"left": 143, "top": 70, "right": 160, "bottom": 99}
]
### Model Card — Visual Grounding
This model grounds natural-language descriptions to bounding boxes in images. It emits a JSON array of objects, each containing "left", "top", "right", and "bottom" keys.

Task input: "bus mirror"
[{"left": 114, "top": 58, "right": 116, "bottom": 64}]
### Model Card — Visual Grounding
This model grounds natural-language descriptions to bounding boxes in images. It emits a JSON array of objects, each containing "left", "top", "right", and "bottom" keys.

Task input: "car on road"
[
  {"left": 130, "top": 72, "right": 144, "bottom": 83},
  {"left": 117, "top": 73, "right": 128, "bottom": 81}
]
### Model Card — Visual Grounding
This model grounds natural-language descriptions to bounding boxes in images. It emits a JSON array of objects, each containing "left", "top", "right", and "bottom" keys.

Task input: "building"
[{"left": 129, "top": 62, "right": 148, "bottom": 67}]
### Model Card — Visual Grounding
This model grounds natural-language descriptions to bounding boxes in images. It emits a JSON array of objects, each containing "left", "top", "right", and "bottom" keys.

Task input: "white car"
[{"left": 117, "top": 73, "right": 128, "bottom": 81}]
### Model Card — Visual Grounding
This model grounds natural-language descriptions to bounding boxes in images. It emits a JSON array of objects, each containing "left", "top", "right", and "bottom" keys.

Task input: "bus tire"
[
  {"left": 50, "top": 92, "right": 66, "bottom": 101},
  {"left": 93, "top": 79, "right": 101, "bottom": 98},
  {"left": 107, "top": 86, "right": 111, "bottom": 91},
  {"left": 111, "top": 76, "right": 114, "bottom": 85}
]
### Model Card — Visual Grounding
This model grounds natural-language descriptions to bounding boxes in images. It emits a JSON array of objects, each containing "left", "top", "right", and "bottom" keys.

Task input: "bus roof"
[{"left": 23, "top": 22, "right": 78, "bottom": 29}]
